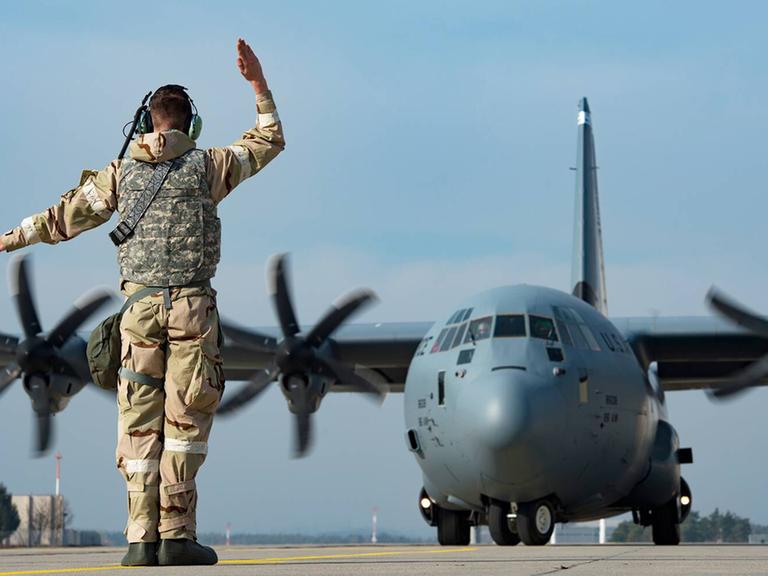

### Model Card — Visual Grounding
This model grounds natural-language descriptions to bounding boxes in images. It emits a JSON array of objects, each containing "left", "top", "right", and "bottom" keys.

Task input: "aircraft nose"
[{"left": 457, "top": 371, "right": 529, "bottom": 450}]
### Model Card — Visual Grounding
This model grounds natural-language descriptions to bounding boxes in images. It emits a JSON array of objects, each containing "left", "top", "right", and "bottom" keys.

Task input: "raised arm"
[
  {"left": 206, "top": 38, "right": 285, "bottom": 204},
  {"left": 0, "top": 163, "right": 119, "bottom": 252}
]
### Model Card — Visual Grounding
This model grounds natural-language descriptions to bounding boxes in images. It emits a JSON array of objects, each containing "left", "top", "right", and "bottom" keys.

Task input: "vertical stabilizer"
[{"left": 571, "top": 97, "right": 608, "bottom": 315}]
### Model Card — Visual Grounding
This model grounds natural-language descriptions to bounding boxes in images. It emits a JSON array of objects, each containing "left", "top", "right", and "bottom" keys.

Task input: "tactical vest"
[{"left": 116, "top": 150, "right": 221, "bottom": 286}]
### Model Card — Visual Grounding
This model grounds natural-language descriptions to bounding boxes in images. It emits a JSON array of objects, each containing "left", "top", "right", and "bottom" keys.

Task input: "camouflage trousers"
[{"left": 116, "top": 282, "right": 224, "bottom": 543}]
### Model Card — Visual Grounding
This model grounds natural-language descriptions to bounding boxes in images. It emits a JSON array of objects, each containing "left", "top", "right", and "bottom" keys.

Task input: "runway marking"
[
  {"left": 0, "top": 566, "right": 130, "bottom": 576},
  {"left": 220, "top": 546, "right": 478, "bottom": 565},
  {"left": 0, "top": 547, "right": 477, "bottom": 575}
]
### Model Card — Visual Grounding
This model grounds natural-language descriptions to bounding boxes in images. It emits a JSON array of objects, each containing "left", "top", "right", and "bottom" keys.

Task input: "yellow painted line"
[
  {"left": 220, "top": 546, "right": 478, "bottom": 565},
  {"left": 0, "top": 547, "right": 477, "bottom": 575},
  {"left": 0, "top": 566, "right": 132, "bottom": 576}
]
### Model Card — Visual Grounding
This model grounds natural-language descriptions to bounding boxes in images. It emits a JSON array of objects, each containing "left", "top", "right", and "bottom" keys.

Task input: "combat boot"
[
  {"left": 120, "top": 542, "right": 158, "bottom": 566},
  {"left": 158, "top": 538, "right": 218, "bottom": 566}
]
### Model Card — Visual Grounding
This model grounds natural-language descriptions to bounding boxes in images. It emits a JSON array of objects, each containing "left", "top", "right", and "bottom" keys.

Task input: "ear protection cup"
[
  {"left": 188, "top": 113, "right": 203, "bottom": 141},
  {"left": 138, "top": 108, "right": 153, "bottom": 135}
]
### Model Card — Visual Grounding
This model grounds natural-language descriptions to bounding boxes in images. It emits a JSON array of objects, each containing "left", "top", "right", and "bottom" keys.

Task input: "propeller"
[
  {"left": 706, "top": 287, "right": 768, "bottom": 399},
  {"left": 1, "top": 255, "right": 113, "bottom": 454},
  {"left": 218, "top": 253, "right": 386, "bottom": 457}
]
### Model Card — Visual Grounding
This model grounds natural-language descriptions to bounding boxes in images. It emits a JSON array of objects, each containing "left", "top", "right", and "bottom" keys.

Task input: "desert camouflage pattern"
[
  {"left": 117, "top": 282, "right": 224, "bottom": 542},
  {"left": 2, "top": 90, "right": 283, "bottom": 542},
  {"left": 2, "top": 90, "right": 284, "bottom": 252},
  {"left": 118, "top": 150, "right": 220, "bottom": 286}
]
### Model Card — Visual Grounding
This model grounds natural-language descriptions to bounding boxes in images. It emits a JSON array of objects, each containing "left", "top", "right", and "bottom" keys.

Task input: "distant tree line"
[
  {"left": 611, "top": 509, "right": 754, "bottom": 543},
  {"left": 0, "top": 484, "right": 21, "bottom": 545}
]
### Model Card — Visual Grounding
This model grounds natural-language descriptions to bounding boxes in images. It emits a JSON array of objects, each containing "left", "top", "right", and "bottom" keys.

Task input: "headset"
[{"left": 137, "top": 85, "right": 203, "bottom": 141}]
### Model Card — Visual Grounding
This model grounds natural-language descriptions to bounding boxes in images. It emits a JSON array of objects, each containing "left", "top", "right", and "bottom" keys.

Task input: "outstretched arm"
[
  {"left": 207, "top": 38, "right": 286, "bottom": 204},
  {"left": 0, "top": 163, "right": 119, "bottom": 252}
]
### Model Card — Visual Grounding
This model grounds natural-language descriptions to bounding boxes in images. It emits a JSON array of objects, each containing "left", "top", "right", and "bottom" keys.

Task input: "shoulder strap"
[{"left": 109, "top": 159, "right": 175, "bottom": 246}]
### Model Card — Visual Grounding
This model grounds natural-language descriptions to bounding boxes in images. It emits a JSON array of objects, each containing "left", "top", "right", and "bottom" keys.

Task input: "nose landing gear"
[
  {"left": 488, "top": 500, "right": 520, "bottom": 546},
  {"left": 516, "top": 499, "right": 555, "bottom": 545}
]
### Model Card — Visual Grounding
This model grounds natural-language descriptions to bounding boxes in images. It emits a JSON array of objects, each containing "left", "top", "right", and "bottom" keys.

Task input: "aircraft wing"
[
  {"left": 220, "top": 321, "right": 431, "bottom": 393},
  {"left": 614, "top": 316, "right": 768, "bottom": 392}
]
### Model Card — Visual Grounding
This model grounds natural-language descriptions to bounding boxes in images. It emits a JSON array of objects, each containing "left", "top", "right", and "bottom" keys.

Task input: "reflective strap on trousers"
[
  {"left": 119, "top": 367, "right": 164, "bottom": 389},
  {"left": 125, "top": 459, "right": 160, "bottom": 473},
  {"left": 164, "top": 438, "right": 208, "bottom": 454}
]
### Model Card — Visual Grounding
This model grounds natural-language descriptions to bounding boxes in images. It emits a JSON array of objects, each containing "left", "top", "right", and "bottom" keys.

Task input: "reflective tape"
[
  {"left": 82, "top": 180, "right": 109, "bottom": 216},
  {"left": 164, "top": 438, "right": 208, "bottom": 454},
  {"left": 20, "top": 217, "right": 40, "bottom": 244},
  {"left": 577, "top": 111, "right": 590, "bottom": 126},
  {"left": 125, "top": 459, "right": 160, "bottom": 473},
  {"left": 227, "top": 145, "right": 251, "bottom": 182},
  {"left": 258, "top": 111, "right": 280, "bottom": 127}
]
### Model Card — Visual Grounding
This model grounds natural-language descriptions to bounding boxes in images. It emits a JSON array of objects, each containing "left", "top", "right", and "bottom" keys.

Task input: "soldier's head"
[{"left": 149, "top": 85, "right": 193, "bottom": 133}]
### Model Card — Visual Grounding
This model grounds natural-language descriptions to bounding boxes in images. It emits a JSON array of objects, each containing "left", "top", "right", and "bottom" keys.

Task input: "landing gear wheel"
[
  {"left": 436, "top": 507, "right": 471, "bottom": 546},
  {"left": 652, "top": 498, "right": 681, "bottom": 545},
  {"left": 517, "top": 500, "right": 555, "bottom": 546},
  {"left": 488, "top": 501, "right": 520, "bottom": 546}
]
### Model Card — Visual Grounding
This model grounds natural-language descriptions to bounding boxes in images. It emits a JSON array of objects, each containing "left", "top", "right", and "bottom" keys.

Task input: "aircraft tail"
[{"left": 571, "top": 97, "right": 608, "bottom": 315}]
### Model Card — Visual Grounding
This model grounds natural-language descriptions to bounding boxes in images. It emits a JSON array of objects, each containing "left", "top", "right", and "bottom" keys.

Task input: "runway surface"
[{"left": 2, "top": 544, "right": 768, "bottom": 575}]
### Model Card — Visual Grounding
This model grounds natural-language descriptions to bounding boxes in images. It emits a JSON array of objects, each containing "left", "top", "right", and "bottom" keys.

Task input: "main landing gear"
[
  {"left": 419, "top": 488, "right": 471, "bottom": 546},
  {"left": 634, "top": 477, "right": 692, "bottom": 546}
]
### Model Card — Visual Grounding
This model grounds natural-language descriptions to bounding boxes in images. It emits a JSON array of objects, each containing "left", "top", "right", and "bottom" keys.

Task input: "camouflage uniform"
[{"left": 2, "top": 91, "right": 284, "bottom": 543}]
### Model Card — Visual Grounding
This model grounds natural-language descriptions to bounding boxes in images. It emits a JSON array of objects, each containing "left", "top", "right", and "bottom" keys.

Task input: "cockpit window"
[
  {"left": 447, "top": 310, "right": 462, "bottom": 324},
  {"left": 530, "top": 315, "right": 559, "bottom": 341},
  {"left": 494, "top": 315, "right": 526, "bottom": 337},
  {"left": 431, "top": 329, "right": 449, "bottom": 353},
  {"left": 464, "top": 316, "right": 493, "bottom": 343},
  {"left": 461, "top": 308, "right": 474, "bottom": 322},
  {"left": 452, "top": 322, "right": 468, "bottom": 348},
  {"left": 440, "top": 326, "right": 459, "bottom": 352},
  {"left": 553, "top": 306, "right": 601, "bottom": 351}
]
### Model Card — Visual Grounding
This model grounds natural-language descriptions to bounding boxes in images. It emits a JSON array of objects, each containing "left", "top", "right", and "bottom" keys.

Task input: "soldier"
[{"left": 0, "top": 38, "right": 285, "bottom": 566}]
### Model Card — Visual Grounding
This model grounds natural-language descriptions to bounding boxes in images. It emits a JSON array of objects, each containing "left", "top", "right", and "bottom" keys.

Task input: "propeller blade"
[
  {"left": 9, "top": 255, "right": 42, "bottom": 339},
  {"left": 34, "top": 411, "right": 53, "bottom": 455},
  {"left": 47, "top": 289, "right": 115, "bottom": 348},
  {"left": 220, "top": 321, "right": 278, "bottom": 353},
  {"left": 708, "top": 355, "right": 768, "bottom": 400},
  {"left": 0, "top": 333, "right": 19, "bottom": 355},
  {"left": 305, "top": 288, "right": 378, "bottom": 348},
  {"left": 26, "top": 374, "right": 52, "bottom": 454},
  {"left": 292, "top": 411, "right": 312, "bottom": 458},
  {"left": 315, "top": 356, "right": 386, "bottom": 400},
  {"left": 268, "top": 254, "right": 300, "bottom": 338},
  {"left": 217, "top": 367, "right": 279, "bottom": 416},
  {"left": 0, "top": 363, "right": 22, "bottom": 396},
  {"left": 707, "top": 288, "right": 768, "bottom": 339}
]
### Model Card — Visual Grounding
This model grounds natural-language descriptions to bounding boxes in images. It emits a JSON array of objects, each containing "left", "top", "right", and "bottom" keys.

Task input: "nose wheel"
[
  {"left": 517, "top": 499, "right": 555, "bottom": 545},
  {"left": 488, "top": 501, "right": 520, "bottom": 546}
]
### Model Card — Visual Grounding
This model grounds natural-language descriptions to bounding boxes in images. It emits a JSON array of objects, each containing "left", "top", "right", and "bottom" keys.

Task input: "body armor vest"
[{"left": 117, "top": 150, "right": 221, "bottom": 286}]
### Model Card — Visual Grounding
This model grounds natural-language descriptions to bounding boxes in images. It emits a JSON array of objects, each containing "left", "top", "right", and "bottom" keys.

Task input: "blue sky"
[{"left": 1, "top": 0, "right": 767, "bottom": 536}]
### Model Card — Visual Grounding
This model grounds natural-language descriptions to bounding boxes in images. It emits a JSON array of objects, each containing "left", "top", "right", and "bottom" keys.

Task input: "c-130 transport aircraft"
[{"left": 1, "top": 98, "right": 766, "bottom": 547}]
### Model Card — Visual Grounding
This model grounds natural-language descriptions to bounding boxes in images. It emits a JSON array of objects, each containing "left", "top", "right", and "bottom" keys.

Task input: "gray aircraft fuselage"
[{"left": 405, "top": 285, "right": 679, "bottom": 525}]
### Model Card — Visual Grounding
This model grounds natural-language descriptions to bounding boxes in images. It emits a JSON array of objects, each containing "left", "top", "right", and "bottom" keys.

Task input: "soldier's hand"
[{"left": 236, "top": 38, "right": 268, "bottom": 94}]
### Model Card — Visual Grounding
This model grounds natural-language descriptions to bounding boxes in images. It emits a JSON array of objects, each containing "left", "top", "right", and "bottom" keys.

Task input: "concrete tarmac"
[{"left": 2, "top": 544, "right": 768, "bottom": 576}]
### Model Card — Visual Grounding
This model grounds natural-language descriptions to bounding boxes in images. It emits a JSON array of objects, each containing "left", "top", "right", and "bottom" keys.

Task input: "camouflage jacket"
[{"left": 2, "top": 91, "right": 285, "bottom": 273}]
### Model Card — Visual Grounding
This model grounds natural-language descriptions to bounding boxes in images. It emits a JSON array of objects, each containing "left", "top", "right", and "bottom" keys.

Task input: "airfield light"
[
  {"left": 420, "top": 497, "right": 432, "bottom": 509},
  {"left": 681, "top": 495, "right": 691, "bottom": 506}
]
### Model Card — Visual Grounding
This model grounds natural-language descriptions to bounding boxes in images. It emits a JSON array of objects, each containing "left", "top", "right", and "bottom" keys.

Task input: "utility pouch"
[{"left": 86, "top": 286, "right": 162, "bottom": 390}]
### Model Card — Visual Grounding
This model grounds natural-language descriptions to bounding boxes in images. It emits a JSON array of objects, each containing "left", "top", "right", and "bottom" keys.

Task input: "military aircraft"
[{"left": 1, "top": 97, "right": 767, "bottom": 547}]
